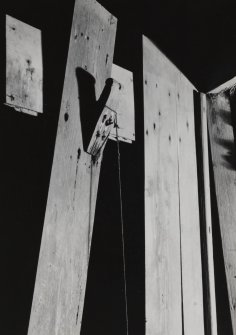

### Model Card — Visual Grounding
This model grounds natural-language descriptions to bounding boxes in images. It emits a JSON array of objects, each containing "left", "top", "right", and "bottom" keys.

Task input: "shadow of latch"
[{"left": 86, "top": 78, "right": 122, "bottom": 156}]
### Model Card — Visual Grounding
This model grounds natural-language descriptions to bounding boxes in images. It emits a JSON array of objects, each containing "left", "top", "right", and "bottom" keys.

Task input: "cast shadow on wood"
[
  {"left": 75, "top": 67, "right": 113, "bottom": 153},
  {"left": 218, "top": 109, "right": 232, "bottom": 127},
  {"left": 213, "top": 90, "right": 236, "bottom": 171},
  {"left": 216, "top": 137, "right": 236, "bottom": 171}
]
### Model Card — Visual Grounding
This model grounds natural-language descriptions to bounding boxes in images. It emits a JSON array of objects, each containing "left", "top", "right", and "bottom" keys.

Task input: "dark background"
[{"left": 0, "top": 0, "right": 236, "bottom": 334}]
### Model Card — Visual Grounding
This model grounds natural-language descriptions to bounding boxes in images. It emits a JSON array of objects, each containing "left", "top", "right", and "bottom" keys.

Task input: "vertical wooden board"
[
  {"left": 109, "top": 64, "right": 135, "bottom": 143},
  {"left": 207, "top": 92, "right": 236, "bottom": 334},
  {"left": 6, "top": 15, "right": 43, "bottom": 115},
  {"left": 143, "top": 36, "right": 182, "bottom": 335},
  {"left": 176, "top": 73, "right": 205, "bottom": 335},
  {"left": 27, "top": 1, "right": 117, "bottom": 335},
  {"left": 200, "top": 93, "right": 218, "bottom": 335}
]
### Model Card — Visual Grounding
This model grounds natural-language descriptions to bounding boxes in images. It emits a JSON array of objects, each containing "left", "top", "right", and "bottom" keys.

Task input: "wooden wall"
[{"left": 143, "top": 36, "right": 204, "bottom": 335}]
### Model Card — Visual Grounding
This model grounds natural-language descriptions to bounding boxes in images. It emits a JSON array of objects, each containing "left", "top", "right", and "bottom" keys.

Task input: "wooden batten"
[
  {"left": 200, "top": 94, "right": 218, "bottom": 335},
  {"left": 143, "top": 36, "right": 204, "bottom": 335},
  {"left": 27, "top": 1, "right": 117, "bottom": 334},
  {"left": 207, "top": 90, "right": 236, "bottom": 334},
  {"left": 6, "top": 15, "right": 43, "bottom": 116}
]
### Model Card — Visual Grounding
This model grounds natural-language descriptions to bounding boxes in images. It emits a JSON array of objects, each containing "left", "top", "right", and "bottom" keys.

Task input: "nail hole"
[
  {"left": 105, "top": 54, "right": 109, "bottom": 65},
  {"left": 77, "top": 148, "right": 81, "bottom": 160},
  {"left": 153, "top": 123, "right": 156, "bottom": 130},
  {"left": 169, "top": 135, "right": 171, "bottom": 142},
  {"left": 146, "top": 129, "right": 148, "bottom": 135},
  {"left": 8, "top": 94, "right": 15, "bottom": 101},
  {"left": 64, "top": 113, "right": 69, "bottom": 122}
]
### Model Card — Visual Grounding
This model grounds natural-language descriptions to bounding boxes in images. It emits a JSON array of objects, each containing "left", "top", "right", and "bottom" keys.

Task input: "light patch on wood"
[
  {"left": 6, "top": 15, "right": 43, "bottom": 115},
  {"left": 109, "top": 64, "right": 135, "bottom": 143},
  {"left": 27, "top": 1, "right": 117, "bottom": 334},
  {"left": 143, "top": 36, "right": 204, "bottom": 335},
  {"left": 207, "top": 91, "right": 236, "bottom": 334}
]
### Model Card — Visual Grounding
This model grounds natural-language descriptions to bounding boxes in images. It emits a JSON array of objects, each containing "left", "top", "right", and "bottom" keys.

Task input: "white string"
[{"left": 114, "top": 114, "right": 129, "bottom": 335}]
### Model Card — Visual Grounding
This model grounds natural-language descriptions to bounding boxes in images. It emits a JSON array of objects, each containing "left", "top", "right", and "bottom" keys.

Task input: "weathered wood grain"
[
  {"left": 207, "top": 91, "right": 236, "bottom": 334},
  {"left": 176, "top": 74, "right": 204, "bottom": 335},
  {"left": 143, "top": 36, "right": 204, "bottom": 335},
  {"left": 6, "top": 15, "right": 42, "bottom": 115},
  {"left": 143, "top": 36, "right": 182, "bottom": 335},
  {"left": 27, "top": 1, "right": 117, "bottom": 334}
]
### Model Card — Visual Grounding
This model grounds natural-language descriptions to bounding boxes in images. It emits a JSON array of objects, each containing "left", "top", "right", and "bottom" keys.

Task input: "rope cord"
[{"left": 114, "top": 114, "right": 129, "bottom": 335}]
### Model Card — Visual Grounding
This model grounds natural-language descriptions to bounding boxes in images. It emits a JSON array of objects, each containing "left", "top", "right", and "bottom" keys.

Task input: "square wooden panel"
[
  {"left": 6, "top": 15, "right": 43, "bottom": 115},
  {"left": 109, "top": 64, "right": 135, "bottom": 143}
]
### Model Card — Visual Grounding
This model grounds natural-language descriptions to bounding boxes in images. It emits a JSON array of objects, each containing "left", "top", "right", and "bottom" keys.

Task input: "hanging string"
[{"left": 114, "top": 114, "right": 129, "bottom": 335}]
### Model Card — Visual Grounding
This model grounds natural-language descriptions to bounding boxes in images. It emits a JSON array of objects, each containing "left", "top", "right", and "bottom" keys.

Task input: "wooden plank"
[
  {"left": 27, "top": 1, "right": 117, "bottom": 334},
  {"left": 144, "top": 36, "right": 205, "bottom": 335},
  {"left": 207, "top": 91, "right": 236, "bottom": 334},
  {"left": 109, "top": 64, "right": 135, "bottom": 143},
  {"left": 6, "top": 15, "right": 42, "bottom": 115},
  {"left": 143, "top": 36, "right": 182, "bottom": 335},
  {"left": 200, "top": 93, "right": 218, "bottom": 335},
  {"left": 176, "top": 73, "right": 205, "bottom": 335}
]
